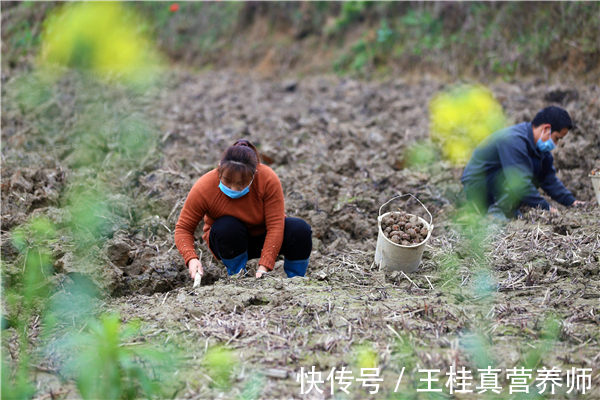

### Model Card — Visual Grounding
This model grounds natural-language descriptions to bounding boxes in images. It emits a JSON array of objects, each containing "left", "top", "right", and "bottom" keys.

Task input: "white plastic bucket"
[
  {"left": 375, "top": 194, "right": 433, "bottom": 273},
  {"left": 591, "top": 175, "right": 600, "bottom": 205}
]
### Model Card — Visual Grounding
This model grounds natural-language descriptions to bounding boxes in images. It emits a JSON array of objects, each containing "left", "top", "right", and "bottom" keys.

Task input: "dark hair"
[
  {"left": 532, "top": 106, "right": 573, "bottom": 133},
  {"left": 218, "top": 139, "right": 259, "bottom": 184}
]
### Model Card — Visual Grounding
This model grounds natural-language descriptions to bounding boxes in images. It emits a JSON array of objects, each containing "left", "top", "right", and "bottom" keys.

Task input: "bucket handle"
[{"left": 379, "top": 194, "right": 433, "bottom": 227}]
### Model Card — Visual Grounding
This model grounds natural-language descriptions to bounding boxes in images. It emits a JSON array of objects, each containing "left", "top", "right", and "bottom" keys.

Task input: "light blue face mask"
[
  {"left": 536, "top": 130, "right": 556, "bottom": 152},
  {"left": 218, "top": 178, "right": 253, "bottom": 199}
]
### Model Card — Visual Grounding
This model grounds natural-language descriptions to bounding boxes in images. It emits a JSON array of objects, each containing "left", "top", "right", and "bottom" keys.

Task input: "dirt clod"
[{"left": 106, "top": 239, "right": 132, "bottom": 268}]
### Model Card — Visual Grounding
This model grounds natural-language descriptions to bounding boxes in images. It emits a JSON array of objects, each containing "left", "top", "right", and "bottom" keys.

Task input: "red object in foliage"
[{"left": 169, "top": 3, "right": 179, "bottom": 12}]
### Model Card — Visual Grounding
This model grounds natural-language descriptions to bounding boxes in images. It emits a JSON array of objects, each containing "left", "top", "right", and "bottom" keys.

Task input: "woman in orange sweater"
[{"left": 175, "top": 139, "right": 312, "bottom": 280}]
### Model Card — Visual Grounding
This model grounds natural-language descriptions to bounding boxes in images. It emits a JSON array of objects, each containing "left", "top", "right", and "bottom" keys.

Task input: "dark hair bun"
[{"left": 218, "top": 139, "right": 260, "bottom": 184}]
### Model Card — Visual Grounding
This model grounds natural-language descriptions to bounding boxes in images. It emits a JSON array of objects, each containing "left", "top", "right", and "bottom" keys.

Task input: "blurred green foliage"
[
  {"left": 333, "top": 1, "right": 371, "bottom": 33},
  {"left": 238, "top": 372, "right": 265, "bottom": 400},
  {"left": 65, "top": 184, "right": 110, "bottom": 239},
  {"left": 63, "top": 313, "right": 174, "bottom": 400},
  {"left": 461, "top": 334, "right": 496, "bottom": 371},
  {"left": 353, "top": 342, "right": 378, "bottom": 370},
  {"left": 12, "top": 74, "right": 53, "bottom": 113},
  {"left": 2, "top": 5, "right": 173, "bottom": 396},
  {"left": 1, "top": 213, "right": 176, "bottom": 399},
  {"left": 202, "top": 345, "right": 239, "bottom": 388},
  {"left": 7, "top": 217, "right": 56, "bottom": 322},
  {"left": 406, "top": 140, "right": 439, "bottom": 170},
  {"left": 1, "top": 356, "right": 35, "bottom": 400},
  {"left": 520, "top": 316, "right": 561, "bottom": 371},
  {"left": 2, "top": 217, "right": 56, "bottom": 400}
]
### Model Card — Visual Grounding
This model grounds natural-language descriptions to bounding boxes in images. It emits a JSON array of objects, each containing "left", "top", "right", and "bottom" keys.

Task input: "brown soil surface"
[{"left": 2, "top": 70, "right": 599, "bottom": 399}]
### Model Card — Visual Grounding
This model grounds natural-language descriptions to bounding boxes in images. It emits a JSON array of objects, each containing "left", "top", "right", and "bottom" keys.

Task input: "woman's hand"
[
  {"left": 188, "top": 258, "right": 203, "bottom": 279},
  {"left": 256, "top": 265, "right": 269, "bottom": 278}
]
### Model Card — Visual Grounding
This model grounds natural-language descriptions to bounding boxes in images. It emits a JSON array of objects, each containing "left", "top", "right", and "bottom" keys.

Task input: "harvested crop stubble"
[{"left": 381, "top": 210, "right": 428, "bottom": 245}]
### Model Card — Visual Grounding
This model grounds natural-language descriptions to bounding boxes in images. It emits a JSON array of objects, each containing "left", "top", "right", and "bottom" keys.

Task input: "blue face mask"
[
  {"left": 218, "top": 178, "right": 253, "bottom": 199},
  {"left": 536, "top": 130, "right": 556, "bottom": 153}
]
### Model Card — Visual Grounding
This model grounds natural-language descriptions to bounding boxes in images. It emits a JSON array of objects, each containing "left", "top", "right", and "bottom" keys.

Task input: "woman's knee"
[
  {"left": 210, "top": 216, "right": 248, "bottom": 259},
  {"left": 282, "top": 217, "right": 312, "bottom": 259},
  {"left": 285, "top": 217, "right": 312, "bottom": 239},
  {"left": 211, "top": 216, "right": 246, "bottom": 238}
]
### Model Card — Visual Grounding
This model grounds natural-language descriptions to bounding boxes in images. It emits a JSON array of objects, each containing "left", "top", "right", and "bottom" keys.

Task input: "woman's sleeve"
[
  {"left": 259, "top": 170, "right": 285, "bottom": 270},
  {"left": 174, "top": 180, "right": 208, "bottom": 266}
]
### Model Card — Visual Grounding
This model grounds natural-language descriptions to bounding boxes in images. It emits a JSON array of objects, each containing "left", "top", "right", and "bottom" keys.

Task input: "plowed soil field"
[{"left": 2, "top": 71, "right": 599, "bottom": 399}]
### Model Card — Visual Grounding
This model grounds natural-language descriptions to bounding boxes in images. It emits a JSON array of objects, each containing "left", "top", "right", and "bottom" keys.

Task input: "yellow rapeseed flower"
[
  {"left": 355, "top": 345, "right": 378, "bottom": 369},
  {"left": 429, "top": 85, "right": 506, "bottom": 165},
  {"left": 39, "top": 2, "right": 161, "bottom": 83}
]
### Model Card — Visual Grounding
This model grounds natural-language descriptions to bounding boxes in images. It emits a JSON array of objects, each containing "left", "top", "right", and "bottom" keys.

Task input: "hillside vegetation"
[{"left": 2, "top": 1, "right": 599, "bottom": 82}]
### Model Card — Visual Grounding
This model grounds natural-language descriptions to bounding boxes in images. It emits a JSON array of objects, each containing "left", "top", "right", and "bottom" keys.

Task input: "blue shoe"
[
  {"left": 487, "top": 204, "right": 509, "bottom": 222},
  {"left": 222, "top": 251, "right": 248, "bottom": 276},
  {"left": 283, "top": 258, "right": 309, "bottom": 278}
]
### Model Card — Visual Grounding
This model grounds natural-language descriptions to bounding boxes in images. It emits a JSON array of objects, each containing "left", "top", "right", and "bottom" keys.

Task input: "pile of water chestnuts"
[{"left": 381, "top": 210, "right": 428, "bottom": 245}]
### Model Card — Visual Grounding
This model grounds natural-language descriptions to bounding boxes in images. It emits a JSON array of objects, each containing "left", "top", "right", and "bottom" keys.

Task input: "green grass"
[{"left": 329, "top": 2, "right": 599, "bottom": 79}]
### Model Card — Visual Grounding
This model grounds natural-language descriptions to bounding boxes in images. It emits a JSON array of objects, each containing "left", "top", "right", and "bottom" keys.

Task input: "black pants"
[{"left": 209, "top": 216, "right": 312, "bottom": 261}]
